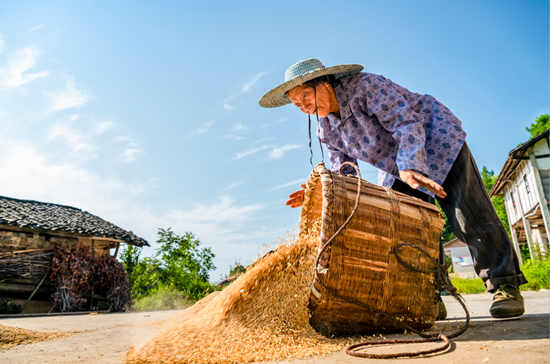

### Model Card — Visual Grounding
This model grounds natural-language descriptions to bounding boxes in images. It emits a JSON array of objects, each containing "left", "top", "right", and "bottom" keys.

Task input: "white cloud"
[
  {"left": 112, "top": 135, "right": 134, "bottom": 143},
  {"left": 95, "top": 121, "right": 115, "bottom": 134},
  {"left": 186, "top": 120, "right": 214, "bottom": 137},
  {"left": 0, "top": 139, "right": 150, "bottom": 207},
  {"left": 169, "top": 196, "right": 263, "bottom": 224},
  {"left": 233, "top": 123, "right": 248, "bottom": 130},
  {"left": 121, "top": 148, "right": 143, "bottom": 162},
  {"left": 224, "top": 181, "right": 243, "bottom": 190},
  {"left": 28, "top": 25, "right": 44, "bottom": 33},
  {"left": 241, "top": 72, "right": 267, "bottom": 92},
  {"left": 223, "top": 71, "right": 268, "bottom": 109},
  {"left": 219, "top": 134, "right": 247, "bottom": 141},
  {"left": 233, "top": 143, "right": 301, "bottom": 160},
  {"left": 44, "top": 78, "right": 92, "bottom": 111},
  {"left": 251, "top": 137, "right": 277, "bottom": 144},
  {"left": 48, "top": 116, "right": 94, "bottom": 154},
  {"left": 0, "top": 43, "right": 270, "bottom": 280},
  {"left": 276, "top": 118, "right": 288, "bottom": 123},
  {"left": 47, "top": 115, "right": 133, "bottom": 161},
  {"left": 268, "top": 179, "right": 305, "bottom": 191},
  {"left": 49, "top": 125, "right": 92, "bottom": 152},
  {"left": 0, "top": 138, "right": 265, "bottom": 279},
  {"left": 149, "top": 197, "right": 266, "bottom": 278},
  {"left": 234, "top": 145, "right": 273, "bottom": 160},
  {"left": 0, "top": 47, "right": 49, "bottom": 88},
  {"left": 0, "top": 36, "right": 4, "bottom": 55},
  {"left": 268, "top": 144, "right": 301, "bottom": 159}
]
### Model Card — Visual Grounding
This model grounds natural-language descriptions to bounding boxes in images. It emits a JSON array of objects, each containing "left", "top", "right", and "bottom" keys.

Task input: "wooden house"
[
  {"left": 489, "top": 129, "right": 549, "bottom": 263},
  {"left": 0, "top": 195, "right": 149, "bottom": 313},
  {"left": 443, "top": 238, "right": 476, "bottom": 277}
]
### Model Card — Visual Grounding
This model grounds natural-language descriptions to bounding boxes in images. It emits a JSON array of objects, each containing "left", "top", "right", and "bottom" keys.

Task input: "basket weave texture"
[{"left": 299, "top": 164, "right": 445, "bottom": 336}]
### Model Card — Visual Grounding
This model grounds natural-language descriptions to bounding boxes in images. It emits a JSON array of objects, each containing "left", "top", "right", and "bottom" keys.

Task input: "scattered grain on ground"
[
  {"left": 0, "top": 324, "right": 70, "bottom": 350},
  {"left": 125, "top": 223, "right": 355, "bottom": 364}
]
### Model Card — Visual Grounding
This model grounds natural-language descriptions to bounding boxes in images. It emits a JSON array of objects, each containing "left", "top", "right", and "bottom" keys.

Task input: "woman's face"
[{"left": 287, "top": 82, "right": 336, "bottom": 118}]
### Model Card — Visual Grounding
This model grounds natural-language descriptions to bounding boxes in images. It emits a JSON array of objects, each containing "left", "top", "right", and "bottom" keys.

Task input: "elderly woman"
[{"left": 259, "top": 59, "right": 526, "bottom": 319}]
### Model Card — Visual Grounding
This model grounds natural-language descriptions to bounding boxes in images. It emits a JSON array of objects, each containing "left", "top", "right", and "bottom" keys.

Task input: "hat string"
[
  {"left": 308, "top": 114, "right": 313, "bottom": 167},
  {"left": 308, "top": 78, "right": 324, "bottom": 168}
]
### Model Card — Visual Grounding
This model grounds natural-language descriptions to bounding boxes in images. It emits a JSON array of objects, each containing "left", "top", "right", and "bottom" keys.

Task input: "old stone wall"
[{"left": 0, "top": 230, "right": 114, "bottom": 253}]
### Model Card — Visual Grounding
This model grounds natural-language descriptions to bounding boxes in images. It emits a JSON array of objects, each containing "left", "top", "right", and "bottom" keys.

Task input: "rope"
[{"left": 312, "top": 162, "right": 470, "bottom": 359}]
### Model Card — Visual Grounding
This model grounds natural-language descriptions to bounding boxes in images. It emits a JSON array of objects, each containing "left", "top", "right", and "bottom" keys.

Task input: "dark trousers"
[{"left": 392, "top": 142, "right": 527, "bottom": 292}]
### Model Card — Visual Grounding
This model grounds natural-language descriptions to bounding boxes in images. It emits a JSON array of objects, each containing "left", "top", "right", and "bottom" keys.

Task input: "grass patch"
[
  {"left": 450, "top": 277, "right": 487, "bottom": 294},
  {"left": 131, "top": 285, "right": 191, "bottom": 311},
  {"left": 449, "top": 255, "right": 549, "bottom": 294},
  {"left": 520, "top": 258, "right": 549, "bottom": 291}
]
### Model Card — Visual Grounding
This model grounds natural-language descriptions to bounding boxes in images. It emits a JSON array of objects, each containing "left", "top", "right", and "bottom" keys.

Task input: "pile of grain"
[
  {"left": 0, "top": 325, "right": 69, "bottom": 350},
  {"left": 145, "top": 290, "right": 222, "bottom": 329},
  {"left": 125, "top": 224, "right": 354, "bottom": 364}
]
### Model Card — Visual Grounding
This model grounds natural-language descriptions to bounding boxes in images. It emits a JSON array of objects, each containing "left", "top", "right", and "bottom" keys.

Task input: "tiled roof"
[
  {"left": 443, "top": 238, "right": 467, "bottom": 249},
  {"left": 0, "top": 196, "right": 149, "bottom": 246},
  {"left": 490, "top": 129, "right": 549, "bottom": 197}
]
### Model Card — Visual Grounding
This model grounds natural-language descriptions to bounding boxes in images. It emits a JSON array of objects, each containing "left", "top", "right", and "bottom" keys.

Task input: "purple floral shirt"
[{"left": 317, "top": 72, "right": 466, "bottom": 196}]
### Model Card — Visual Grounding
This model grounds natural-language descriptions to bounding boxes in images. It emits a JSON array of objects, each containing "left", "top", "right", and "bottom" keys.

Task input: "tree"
[
  {"left": 526, "top": 114, "right": 549, "bottom": 139},
  {"left": 437, "top": 200, "right": 455, "bottom": 242},
  {"left": 119, "top": 228, "right": 216, "bottom": 301},
  {"left": 481, "top": 166, "right": 510, "bottom": 236},
  {"left": 154, "top": 228, "right": 216, "bottom": 300},
  {"left": 119, "top": 245, "right": 162, "bottom": 299},
  {"left": 229, "top": 262, "right": 246, "bottom": 277},
  {"left": 118, "top": 245, "right": 141, "bottom": 290}
]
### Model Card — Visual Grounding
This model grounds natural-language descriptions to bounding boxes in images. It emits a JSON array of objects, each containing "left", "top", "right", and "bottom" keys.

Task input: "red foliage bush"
[
  {"left": 91, "top": 253, "right": 131, "bottom": 311},
  {"left": 49, "top": 244, "right": 130, "bottom": 312}
]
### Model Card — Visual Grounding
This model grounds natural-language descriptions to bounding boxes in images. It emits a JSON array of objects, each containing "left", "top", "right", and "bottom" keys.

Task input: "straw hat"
[{"left": 259, "top": 58, "right": 364, "bottom": 108}]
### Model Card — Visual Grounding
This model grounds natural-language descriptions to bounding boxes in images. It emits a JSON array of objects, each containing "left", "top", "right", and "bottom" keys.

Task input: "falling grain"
[{"left": 125, "top": 222, "right": 352, "bottom": 364}]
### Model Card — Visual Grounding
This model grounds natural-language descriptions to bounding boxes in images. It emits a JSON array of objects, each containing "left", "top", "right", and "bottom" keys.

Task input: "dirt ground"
[{"left": 0, "top": 291, "right": 548, "bottom": 364}]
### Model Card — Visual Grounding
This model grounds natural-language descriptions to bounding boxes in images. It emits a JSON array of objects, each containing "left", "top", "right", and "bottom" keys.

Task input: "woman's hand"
[
  {"left": 399, "top": 170, "right": 447, "bottom": 199},
  {"left": 286, "top": 184, "right": 306, "bottom": 208}
]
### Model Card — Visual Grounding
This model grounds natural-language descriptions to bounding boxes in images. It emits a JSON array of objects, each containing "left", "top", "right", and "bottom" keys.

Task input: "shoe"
[
  {"left": 489, "top": 284, "right": 525, "bottom": 318},
  {"left": 436, "top": 297, "right": 447, "bottom": 320}
]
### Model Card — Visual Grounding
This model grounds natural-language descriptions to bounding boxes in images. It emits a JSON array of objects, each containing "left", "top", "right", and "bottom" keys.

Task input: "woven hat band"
[{"left": 284, "top": 59, "right": 325, "bottom": 82}]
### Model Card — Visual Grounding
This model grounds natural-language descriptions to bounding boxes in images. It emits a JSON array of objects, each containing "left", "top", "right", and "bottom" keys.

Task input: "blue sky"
[{"left": 0, "top": 0, "right": 548, "bottom": 280}]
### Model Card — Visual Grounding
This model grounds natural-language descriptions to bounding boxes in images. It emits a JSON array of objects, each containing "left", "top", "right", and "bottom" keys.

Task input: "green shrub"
[
  {"left": 520, "top": 244, "right": 531, "bottom": 263},
  {"left": 0, "top": 298, "right": 22, "bottom": 314},
  {"left": 520, "top": 258, "right": 549, "bottom": 291},
  {"left": 131, "top": 284, "right": 191, "bottom": 311},
  {"left": 450, "top": 277, "right": 487, "bottom": 294}
]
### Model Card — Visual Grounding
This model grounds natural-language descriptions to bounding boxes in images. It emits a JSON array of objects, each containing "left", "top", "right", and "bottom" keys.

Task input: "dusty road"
[
  {"left": 0, "top": 309, "right": 185, "bottom": 363},
  {"left": 1, "top": 291, "right": 548, "bottom": 364}
]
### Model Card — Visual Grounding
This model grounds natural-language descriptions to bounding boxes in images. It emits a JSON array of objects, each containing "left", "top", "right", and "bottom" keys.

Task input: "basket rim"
[{"left": 298, "top": 163, "right": 445, "bottom": 238}]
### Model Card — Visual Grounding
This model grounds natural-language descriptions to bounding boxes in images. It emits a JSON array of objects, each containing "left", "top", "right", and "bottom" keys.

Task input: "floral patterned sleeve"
[
  {"left": 362, "top": 75, "right": 430, "bottom": 177},
  {"left": 326, "top": 143, "right": 358, "bottom": 175}
]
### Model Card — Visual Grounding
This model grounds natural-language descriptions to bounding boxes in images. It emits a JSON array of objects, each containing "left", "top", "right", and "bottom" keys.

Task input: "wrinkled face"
[{"left": 287, "top": 82, "right": 334, "bottom": 118}]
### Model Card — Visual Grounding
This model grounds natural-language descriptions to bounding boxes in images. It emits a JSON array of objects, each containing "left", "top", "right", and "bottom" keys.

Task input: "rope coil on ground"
[{"left": 313, "top": 162, "right": 470, "bottom": 359}]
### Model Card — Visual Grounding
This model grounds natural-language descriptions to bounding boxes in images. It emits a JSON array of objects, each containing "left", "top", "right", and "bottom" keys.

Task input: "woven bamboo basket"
[{"left": 299, "top": 163, "right": 445, "bottom": 336}]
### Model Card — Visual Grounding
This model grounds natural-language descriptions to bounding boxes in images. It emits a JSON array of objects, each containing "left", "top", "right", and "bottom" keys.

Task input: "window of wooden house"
[
  {"left": 523, "top": 174, "right": 530, "bottom": 194},
  {"left": 511, "top": 190, "right": 517, "bottom": 209}
]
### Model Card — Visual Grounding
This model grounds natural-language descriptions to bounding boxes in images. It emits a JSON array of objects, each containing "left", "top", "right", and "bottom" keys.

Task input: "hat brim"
[{"left": 258, "top": 64, "right": 364, "bottom": 108}]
